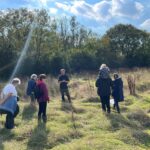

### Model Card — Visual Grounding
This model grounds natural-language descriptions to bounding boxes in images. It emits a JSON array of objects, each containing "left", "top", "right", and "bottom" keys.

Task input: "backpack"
[{"left": 34, "top": 84, "right": 43, "bottom": 99}]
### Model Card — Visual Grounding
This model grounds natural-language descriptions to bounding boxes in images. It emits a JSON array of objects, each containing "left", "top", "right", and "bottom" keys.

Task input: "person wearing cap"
[
  {"left": 26, "top": 74, "right": 37, "bottom": 107},
  {"left": 36, "top": 74, "right": 49, "bottom": 123},
  {"left": 0, "top": 78, "right": 20, "bottom": 129},
  {"left": 58, "top": 69, "right": 71, "bottom": 103},
  {"left": 112, "top": 73, "right": 124, "bottom": 113}
]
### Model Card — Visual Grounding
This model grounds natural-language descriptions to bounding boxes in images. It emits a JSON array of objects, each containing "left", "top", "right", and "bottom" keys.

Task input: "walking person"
[
  {"left": 112, "top": 73, "right": 124, "bottom": 113},
  {"left": 0, "top": 78, "right": 20, "bottom": 129},
  {"left": 58, "top": 69, "right": 71, "bottom": 103},
  {"left": 36, "top": 74, "right": 49, "bottom": 123},
  {"left": 26, "top": 74, "right": 37, "bottom": 107},
  {"left": 95, "top": 64, "right": 113, "bottom": 113}
]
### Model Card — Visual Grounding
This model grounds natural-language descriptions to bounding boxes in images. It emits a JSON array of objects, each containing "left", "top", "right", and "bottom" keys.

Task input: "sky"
[{"left": 0, "top": 0, "right": 150, "bottom": 35}]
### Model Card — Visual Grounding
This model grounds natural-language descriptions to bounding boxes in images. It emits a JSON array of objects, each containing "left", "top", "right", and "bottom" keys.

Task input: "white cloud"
[
  {"left": 49, "top": 8, "right": 58, "bottom": 14},
  {"left": 140, "top": 19, "right": 150, "bottom": 31},
  {"left": 111, "top": 0, "right": 144, "bottom": 19},
  {"left": 55, "top": 0, "right": 144, "bottom": 22},
  {"left": 56, "top": 1, "right": 112, "bottom": 22},
  {"left": 56, "top": 2, "right": 70, "bottom": 11},
  {"left": 25, "top": 0, "right": 53, "bottom": 7}
]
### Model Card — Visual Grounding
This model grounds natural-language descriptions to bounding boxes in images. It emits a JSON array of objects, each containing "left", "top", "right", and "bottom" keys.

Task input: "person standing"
[
  {"left": 0, "top": 78, "right": 20, "bottom": 129},
  {"left": 26, "top": 74, "right": 37, "bottom": 107},
  {"left": 96, "top": 64, "right": 113, "bottom": 113},
  {"left": 58, "top": 69, "right": 71, "bottom": 103},
  {"left": 99, "top": 64, "right": 110, "bottom": 79},
  {"left": 36, "top": 74, "right": 49, "bottom": 123},
  {"left": 112, "top": 73, "right": 124, "bottom": 113}
]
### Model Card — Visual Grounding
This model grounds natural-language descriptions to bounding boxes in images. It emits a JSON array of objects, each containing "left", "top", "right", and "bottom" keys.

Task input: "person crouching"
[{"left": 0, "top": 78, "right": 20, "bottom": 129}]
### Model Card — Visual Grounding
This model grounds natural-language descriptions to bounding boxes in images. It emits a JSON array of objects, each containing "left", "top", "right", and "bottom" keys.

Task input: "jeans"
[{"left": 30, "top": 93, "right": 35, "bottom": 102}]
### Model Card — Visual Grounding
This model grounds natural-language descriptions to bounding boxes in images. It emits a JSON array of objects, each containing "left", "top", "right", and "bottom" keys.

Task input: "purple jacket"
[{"left": 37, "top": 80, "right": 49, "bottom": 102}]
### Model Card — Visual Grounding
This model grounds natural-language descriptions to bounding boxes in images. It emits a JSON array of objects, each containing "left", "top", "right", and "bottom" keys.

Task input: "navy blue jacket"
[
  {"left": 95, "top": 77, "right": 113, "bottom": 97},
  {"left": 26, "top": 79, "right": 36, "bottom": 95},
  {"left": 112, "top": 78, "right": 124, "bottom": 102}
]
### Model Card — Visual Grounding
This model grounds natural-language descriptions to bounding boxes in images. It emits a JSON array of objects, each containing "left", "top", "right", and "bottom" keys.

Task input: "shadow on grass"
[
  {"left": 61, "top": 102, "right": 85, "bottom": 114},
  {"left": 61, "top": 102, "right": 83, "bottom": 141},
  {"left": 0, "top": 128, "right": 15, "bottom": 150},
  {"left": 105, "top": 113, "right": 150, "bottom": 148},
  {"left": 22, "top": 105, "right": 37, "bottom": 121},
  {"left": 27, "top": 122, "right": 49, "bottom": 150},
  {"left": 132, "top": 130, "right": 150, "bottom": 148},
  {"left": 127, "top": 109, "right": 150, "bottom": 129},
  {"left": 61, "top": 102, "right": 78, "bottom": 130},
  {"left": 82, "top": 97, "right": 100, "bottom": 103},
  {"left": 105, "top": 113, "right": 136, "bottom": 131}
]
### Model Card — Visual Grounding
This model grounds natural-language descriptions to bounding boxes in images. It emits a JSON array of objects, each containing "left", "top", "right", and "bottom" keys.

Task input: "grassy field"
[{"left": 0, "top": 69, "right": 150, "bottom": 150}]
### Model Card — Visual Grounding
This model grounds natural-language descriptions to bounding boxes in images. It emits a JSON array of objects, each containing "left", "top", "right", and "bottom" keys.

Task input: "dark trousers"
[
  {"left": 0, "top": 104, "right": 19, "bottom": 129},
  {"left": 38, "top": 102, "right": 47, "bottom": 117},
  {"left": 100, "top": 96, "right": 110, "bottom": 113},
  {"left": 114, "top": 99, "right": 120, "bottom": 113},
  {"left": 60, "top": 88, "right": 71, "bottom": 102},
  {"left": 30, "top": 93, "right": 35, "bottom": 102}
]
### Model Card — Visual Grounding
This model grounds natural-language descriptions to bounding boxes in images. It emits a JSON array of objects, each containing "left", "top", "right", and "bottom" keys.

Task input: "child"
[
  {"left": 112, "top": 73, "right": 124, "bottom": 113},
  {"left": 36, "top": 74, "right": 49, "bottom": 123}
]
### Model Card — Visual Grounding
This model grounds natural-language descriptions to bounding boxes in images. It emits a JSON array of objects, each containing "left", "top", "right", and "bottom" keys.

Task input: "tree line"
[{"left": 0, "top": 8, "right": 150, "bottom": 78}]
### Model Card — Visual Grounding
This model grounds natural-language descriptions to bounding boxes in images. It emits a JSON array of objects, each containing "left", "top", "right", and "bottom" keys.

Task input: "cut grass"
[
  {"left": 0, "top": 93, "right": 150, "bottom": 150},
  {"left": 0, "top": 69, "right": 150, "bottom": 150}
]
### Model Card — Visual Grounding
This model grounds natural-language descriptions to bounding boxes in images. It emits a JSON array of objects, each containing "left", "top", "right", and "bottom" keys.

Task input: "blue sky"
[{"left": 0, "top": 0, "right": 150, "bottom": 34}]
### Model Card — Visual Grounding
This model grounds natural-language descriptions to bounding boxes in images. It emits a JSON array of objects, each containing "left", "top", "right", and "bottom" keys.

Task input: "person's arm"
[
  {"left": 95, "top": 78, "right": 99, "bottom": 87},
  {"left": 63, "top": 75, "right": 69, "bottom": 83},
  {"left": 58, "top": 76, "right": 63, "bottom": 84},
  {"left": 42, "top": 83, "right": 50, "bottom": 102}
]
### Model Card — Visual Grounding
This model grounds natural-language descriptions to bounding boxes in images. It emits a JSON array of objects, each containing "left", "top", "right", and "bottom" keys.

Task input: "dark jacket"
[
  {"left": 26, "top": 79, "right": 36, "bottom": 95},
  {"left": 95, "top": 77, "right": 113, "bottom": 96},
  {"left": 58, "top": 74, "right": 69, "bottom": 89},
  {"left": 37, "top": 80, "right": 49, "bottom": 103},
  {"left": 112, "top": 78, "right": 124, "bottom": 102}
]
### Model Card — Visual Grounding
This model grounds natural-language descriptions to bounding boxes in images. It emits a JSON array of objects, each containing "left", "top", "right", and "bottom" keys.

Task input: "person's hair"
[
  {"left": 100, "top": 64, "right": 107, "bottom": 70},
  {"left": 30, "top": 74, "right": 37, "bottom": 79},
  {"left": 39, "top": 74, "right": 46, "bottom": 80},
  {"left": 12, "top": 78, "right": 21, "bottom": 85},
  {"left": 60, "top": 69, "right": 65, "bottom": 72},
  {"left": 114, "top": 73, "right": 119, "bottom": 79}
]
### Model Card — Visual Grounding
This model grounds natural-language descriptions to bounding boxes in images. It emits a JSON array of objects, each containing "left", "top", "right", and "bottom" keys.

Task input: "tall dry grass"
[{"left": 0, "top": 68, "right": 149, "bottom": 100}]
